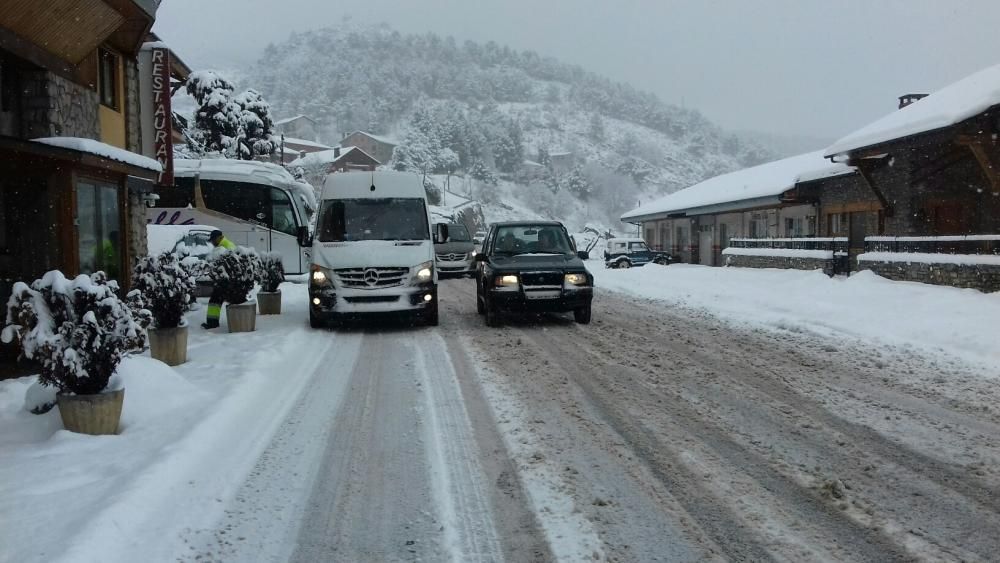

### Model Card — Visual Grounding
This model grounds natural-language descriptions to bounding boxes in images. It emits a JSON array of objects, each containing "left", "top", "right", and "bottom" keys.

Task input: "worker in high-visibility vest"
[{"left": 201, "top": 229, "right": 237, "bottom": 329}]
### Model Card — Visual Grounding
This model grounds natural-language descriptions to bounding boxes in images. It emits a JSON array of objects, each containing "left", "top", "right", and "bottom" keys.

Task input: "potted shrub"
[
  {"left": 208, "top": 246, "right": 262, "bottom": 333},
  {"left": 2, "top": 271, "right": 146, "bottom": 435},
  {"left": 133, "top": 252, "right": 196, "bottom": 366},
  {"left": 257, "top": 252, "right": 284, "bottom": 315}
]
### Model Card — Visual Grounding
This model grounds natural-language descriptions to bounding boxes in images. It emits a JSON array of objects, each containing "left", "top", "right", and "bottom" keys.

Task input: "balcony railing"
[
  {"left": 728, "top": 237, "right": 848, "bottom": 252},
  {"left": 864, "top": 235, "right": 1000, "bottom": 255}
]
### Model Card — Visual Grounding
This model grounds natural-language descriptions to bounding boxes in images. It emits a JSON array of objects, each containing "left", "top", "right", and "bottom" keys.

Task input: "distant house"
[
  {"left": 287, "top": 146, "right": 380, "bottom": 189},
  {"left": 621, "top": 151, "right": 858, "bottom": 266},
  {"left": 548, "top": 151, "right": 574, "bottom": 174},
  {"left": 276, "top": 137, "right": 334, "bottom": 165},
  {"left": 339, "top": 131, "right": 397, "bottom": 165},
  {"left": 275, "top": 115, "right": 320, "bottom": 142}
]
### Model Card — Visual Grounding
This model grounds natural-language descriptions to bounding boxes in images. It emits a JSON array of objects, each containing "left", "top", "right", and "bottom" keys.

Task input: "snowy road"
[{"left": 177, "top": 277, "right": 1000, "bottom": 563}]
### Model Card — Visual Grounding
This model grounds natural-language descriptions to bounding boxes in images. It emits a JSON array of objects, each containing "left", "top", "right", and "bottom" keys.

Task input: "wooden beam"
[
  {"left": 956, "top": 136, "right": 1000, "bottom": 192},
  {"left": 854, "top": 161, "right": 892, "bottom": 217}
]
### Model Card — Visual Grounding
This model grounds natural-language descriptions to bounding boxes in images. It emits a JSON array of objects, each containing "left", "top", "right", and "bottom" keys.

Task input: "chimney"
[
  {"left": 333, "top": 146, "right": 341, "bottom": 158},
  {"left": 898, "top": 93, "right": 928, "bottom": 109}
]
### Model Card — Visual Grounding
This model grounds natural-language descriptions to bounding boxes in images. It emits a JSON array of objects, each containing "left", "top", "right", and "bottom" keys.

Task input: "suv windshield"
[
  {"left": 317, "top": 198, "right": 429, "bottom": 242},
  {"left": 448, "top": 224, "right": 471, "bottom": 241},
  {"left": 493, "top": 225, "right": 573, "bottom": 255}
]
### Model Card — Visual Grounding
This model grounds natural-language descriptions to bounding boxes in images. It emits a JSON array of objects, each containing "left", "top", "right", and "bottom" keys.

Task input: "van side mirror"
[
  {"left": 577, "top": 251, "right": 589, "bottom": 260},
  {"left": 434, "top": 223, "right": 449, "bottom": 244},
  {"left": 298, "top": 225, "right": 312, "bottom": 247}
]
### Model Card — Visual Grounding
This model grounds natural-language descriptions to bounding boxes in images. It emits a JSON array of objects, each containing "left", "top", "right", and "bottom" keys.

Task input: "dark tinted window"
[
  {"left": 492, "top": 225, "right": 572, "bottom": 255},
  {"left": 317, "top": 198, "right": 429, "bottom": 242},
  {"left": 271, "top": 188, "right": 297, "bottom": 235},
  {"left": 201, "top": 180, "right": 269, "bottom": 226},
  {"left": 156, "top": 177, "right": 196, "bottom": 208},
  {"left": 448, "top": 224, "right": 471, "bottom": 241}
]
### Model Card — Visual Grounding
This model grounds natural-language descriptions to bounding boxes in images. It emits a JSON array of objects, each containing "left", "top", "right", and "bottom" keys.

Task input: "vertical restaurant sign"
[{"left": 151, "top": 47, "right": 173, "bottom": 185}]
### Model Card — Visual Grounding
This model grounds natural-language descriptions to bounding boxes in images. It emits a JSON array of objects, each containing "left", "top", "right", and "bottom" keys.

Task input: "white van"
[
  {"left": 308, "top": 171, "right": 446, "bottom": 327},
  {"left": 149, "top": 159, "right": 316, "bottom": 274}
]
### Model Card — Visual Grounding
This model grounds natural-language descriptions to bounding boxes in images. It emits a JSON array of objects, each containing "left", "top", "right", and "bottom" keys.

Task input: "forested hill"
[{"left": 248, "top": 24, "right": 773, "bottom": 228}]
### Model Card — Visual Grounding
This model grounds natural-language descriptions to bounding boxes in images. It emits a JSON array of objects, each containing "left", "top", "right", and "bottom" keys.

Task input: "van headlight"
[
  {"left": 564, "top": 273, "right": 589, "bottom": 287},
  {"left": 414, "top": 261, "right": 433, "bottom": 283},
  {"left": 311, "top": 265, "right": 334, "bottom": 287}
]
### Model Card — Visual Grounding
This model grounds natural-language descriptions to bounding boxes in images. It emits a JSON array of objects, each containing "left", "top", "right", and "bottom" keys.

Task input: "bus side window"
[
  {"left": 156, "top": 177, "right": 196, "bottom": 207},
  {"left": 270, "top": 188, "right": 297, "bottom": 235},
  {"left": 202, "top": 181, "right": 269, "bottom": 226}
]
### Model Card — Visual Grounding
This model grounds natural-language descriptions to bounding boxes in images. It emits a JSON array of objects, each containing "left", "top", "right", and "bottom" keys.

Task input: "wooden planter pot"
[
  {"left": 57, "top": 387, "right": 125, "bottom": 435},
  {"left": 148, "top": 325, "right": 188, "bottom": 366},
  {"left": 257, "top": 290, "right": 281, "bottom": 315},
  {"left": 226, "top": 301, "right": 257, "bottom": 333}
]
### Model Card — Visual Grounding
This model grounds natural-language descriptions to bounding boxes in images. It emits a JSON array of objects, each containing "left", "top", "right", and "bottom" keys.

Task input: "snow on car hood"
[{"left": 313, "top": 239, "right": 433, "bottom": 269}]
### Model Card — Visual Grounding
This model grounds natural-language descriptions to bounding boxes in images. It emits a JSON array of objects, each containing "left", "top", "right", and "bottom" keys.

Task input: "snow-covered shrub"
[
  {"left": 259, "top": 252, "right": 284, "bottom": 293},
  {"left": 2, "top": 271, "right": 144, "bottom": 395},
  {"left": 207, "top": 246, "right": 262, "bottom": 305},
  {"left": 178, "top": 256, "right": 208, "bottom": 309},
  {"left": 133, "top": 252, "right": 196, "bottom": 329}
]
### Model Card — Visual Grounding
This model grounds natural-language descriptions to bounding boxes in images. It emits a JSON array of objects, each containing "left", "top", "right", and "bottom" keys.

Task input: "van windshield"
[
  {"left": 448, "top": 225, "right": 471, "bottom": 241},
  {"left": 317, "top": 198, "right": 429, "bottom": 242}
]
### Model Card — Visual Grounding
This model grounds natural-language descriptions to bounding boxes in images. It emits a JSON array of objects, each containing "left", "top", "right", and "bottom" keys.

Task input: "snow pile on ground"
[
  {"left": 0, "top": 284, "right": 334, "bottom": 563},
  {"left": 594, "top": 265, "right": 1000, "bottom": 370}
]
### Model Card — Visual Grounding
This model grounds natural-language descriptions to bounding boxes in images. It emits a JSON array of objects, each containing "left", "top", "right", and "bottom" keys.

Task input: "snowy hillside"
[{"left": 246, "top": 25, "right": 773, "bottom": 232}]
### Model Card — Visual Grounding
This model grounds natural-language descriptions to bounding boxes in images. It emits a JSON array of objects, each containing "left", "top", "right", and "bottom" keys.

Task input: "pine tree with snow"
[
  {"left": 564, "top": 165, "right": 592, "bottom": 200},
  {"left": 185, "top": 71, "right": 242, "bottom": 156},
  {"left": 235, "top": 89, "right": 277, "bottom": 159},
  {"left": 469, "top": 158, "right": 498, "bottom": 186}
]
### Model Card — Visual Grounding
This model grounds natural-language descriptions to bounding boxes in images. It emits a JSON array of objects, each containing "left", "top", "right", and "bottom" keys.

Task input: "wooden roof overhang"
[
  {"left": 832, "top": 107, "right": 1000, "bottom": 214},
  {"left": 0, "top": 136, "right": 159, "bottom": 182},
  {"left": 0, "top": 0, "right": 155, "bottom": 78}
]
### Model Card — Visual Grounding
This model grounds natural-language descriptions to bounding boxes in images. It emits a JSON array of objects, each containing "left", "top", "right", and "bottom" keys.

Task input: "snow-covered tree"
[
  {"left": 235, "top": 89, "right": 277, "bottom": 159},
  {"left": 186, "top": 71, "right": 242, "bottom": 155},
  {"left": 469, "top": 158, "right": 497, "bottom": 185},
  {"left": 563, "top": 165, "right": 592, "bottom": 200},
  {"left": 132, "top": 253, "right": 196, "bottom": 329}
]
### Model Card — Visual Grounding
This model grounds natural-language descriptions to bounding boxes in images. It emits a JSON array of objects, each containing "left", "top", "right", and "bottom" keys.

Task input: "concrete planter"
[
  {"left": 57, "top": 387, "right": 125, "bottom": 435},
  {"left": 257, "top": 290, "right": 282, "bottom": 315},
  {"left": 226, "top": 300, "right": 257, "bottom": 333},
  {"left": 148, "top": 325, "right": 188, "bottom": 366}
]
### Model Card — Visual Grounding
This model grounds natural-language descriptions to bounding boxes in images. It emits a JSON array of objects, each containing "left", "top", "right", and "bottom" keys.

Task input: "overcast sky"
[{"left": 154, "top": 0, "right": 1000, "bottom": 141}]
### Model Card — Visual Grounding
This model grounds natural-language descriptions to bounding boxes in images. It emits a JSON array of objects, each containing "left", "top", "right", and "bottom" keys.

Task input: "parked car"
[
  {"left": 434, "top": 223, "right": 476, "bottom": 277},
  {"left": 475, "top": 221, "right": 593, "bottom": 326},
  {"left": 604, "top": 237, "right": 674, "bottom": 268}
]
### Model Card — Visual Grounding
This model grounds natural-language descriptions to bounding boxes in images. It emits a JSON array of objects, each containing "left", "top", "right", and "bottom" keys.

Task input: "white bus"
[{"left": 148, "top": 159, "right": 316, "bottom": 274}]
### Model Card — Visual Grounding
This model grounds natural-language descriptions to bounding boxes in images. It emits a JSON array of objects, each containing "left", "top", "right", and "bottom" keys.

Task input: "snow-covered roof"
[
  {"left": 287, "top": 146, "right": 378, "bottom": 168},
  {"left": 321, "top": 170, "right": 424, "bottom": 200},
  {"left": 173, "top": 158, "right": 317, "bottom": 212},
  {"left": 342, "top": 131, "right": 398, "bottom": 145},
  {"left": 621, "top": 151, "right": 852, "bottom": 222},
  {"left": 32, "top": 137, "right": 161, "bottom": 172},
  {"left": 281, "top": 137, "right": 333, "bottom": 150},
  {"left": 826, "top": 63, "right": 1000, "bottom": 156},
  {"left": 275, "top": 115, "right": 316, "bottom": 125}
]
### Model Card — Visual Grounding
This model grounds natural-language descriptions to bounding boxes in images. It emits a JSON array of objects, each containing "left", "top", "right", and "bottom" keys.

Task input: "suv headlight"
[
  {"left": 413, "top": 261, "right": 434, "bottom": 283},
  {"left": 311, "top": 265, "right": 334, "bottom": 287},
  {"left": 494, "top": 274, "right": 519, "bottom": 289},
  {"left": 564, "top": 273, "right": 589, "bottom": 287}
]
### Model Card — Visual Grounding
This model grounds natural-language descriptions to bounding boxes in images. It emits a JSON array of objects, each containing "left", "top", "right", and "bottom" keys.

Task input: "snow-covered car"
[
  {"left": 475, "top": 221, "right": 593, "bottom": 326},
  {"left": 434, "top": 223, "right": 476, "bottom": 277},
  {"left": 603, "top": 237, "right": 674, "bottom": 269},
  {"left": 146, "top": 224, "right": 217, "bottom": 297}
]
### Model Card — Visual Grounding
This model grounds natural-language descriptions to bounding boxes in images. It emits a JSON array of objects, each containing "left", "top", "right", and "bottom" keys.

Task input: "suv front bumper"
[{"left": 489, "top": 287, "right": 593, "bottom": 312}]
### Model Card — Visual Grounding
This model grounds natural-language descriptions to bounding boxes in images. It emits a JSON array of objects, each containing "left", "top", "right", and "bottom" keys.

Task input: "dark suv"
[{"left": 475, "top": 221, "right": 594, "bottom": 326}]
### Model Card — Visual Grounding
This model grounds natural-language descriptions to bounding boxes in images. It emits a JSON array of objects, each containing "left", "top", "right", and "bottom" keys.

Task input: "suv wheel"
[
  {"left": 574, "top": 305, "right": 592, "bottom": 324},
  {"left": 485, "top": 295, "right": 501, "bottom": 327},
  {"left": 617, "top": 259, "right": 631, "bottom": 269}
]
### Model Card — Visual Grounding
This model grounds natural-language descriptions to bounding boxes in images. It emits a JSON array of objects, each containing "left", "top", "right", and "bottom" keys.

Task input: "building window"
[
  {"left": 719, "top": 223, "right": 729, "bottom": 249},
  {"left": 77, "top": 178, "right": 121, "bottom": 280},
  {"left": 98, "top": 48, "right": 119, "bottom": 110},
  {"left": 749, "top": 212, "right": 768, "bottom": 238}
]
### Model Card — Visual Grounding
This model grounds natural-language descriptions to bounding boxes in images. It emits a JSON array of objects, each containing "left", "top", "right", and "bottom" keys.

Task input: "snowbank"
[{"left": 594, "top": 265, "right": 1000, "bottom": 370}]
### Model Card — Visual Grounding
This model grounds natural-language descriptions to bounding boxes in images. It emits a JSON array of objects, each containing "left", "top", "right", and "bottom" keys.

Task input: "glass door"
[{"left": 76, "top": 179, "right": 121, "bottom": 280}]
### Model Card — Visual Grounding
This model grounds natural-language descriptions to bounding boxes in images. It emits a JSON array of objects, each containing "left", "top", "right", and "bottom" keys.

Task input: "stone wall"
[
  {"left": 20, "top": 71, "right": 99, "bottom": 139},
  {"left": 858, "top": 259, "right": 1000, "bottom": 293},
  {"left": 124, "top": 59, "right": 141, "bottom": 153},
  {"left": 724, "top": 253, "right": 835, "bottom": 276}
]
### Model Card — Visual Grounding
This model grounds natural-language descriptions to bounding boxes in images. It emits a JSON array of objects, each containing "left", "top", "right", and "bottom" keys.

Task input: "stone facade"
[
  {"left": 858, "top": 259, "right": 1000, "bottom": 293},
  {"left": 124, "top": 59, "right": 142, "bottom": 153},
  {"left": 724, "top": 254, "right": 836, "bottom": 276},
  {"left": 20, "top": 70, "right": 100, "bottom": 140},
  {"left": 126, "top": 192, "right": 148, "bottom": 271}
]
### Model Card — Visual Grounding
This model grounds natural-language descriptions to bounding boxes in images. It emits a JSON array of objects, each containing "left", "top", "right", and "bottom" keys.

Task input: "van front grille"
[{"left": 335, "top": 267, "right": 408, "bottom": 289}]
